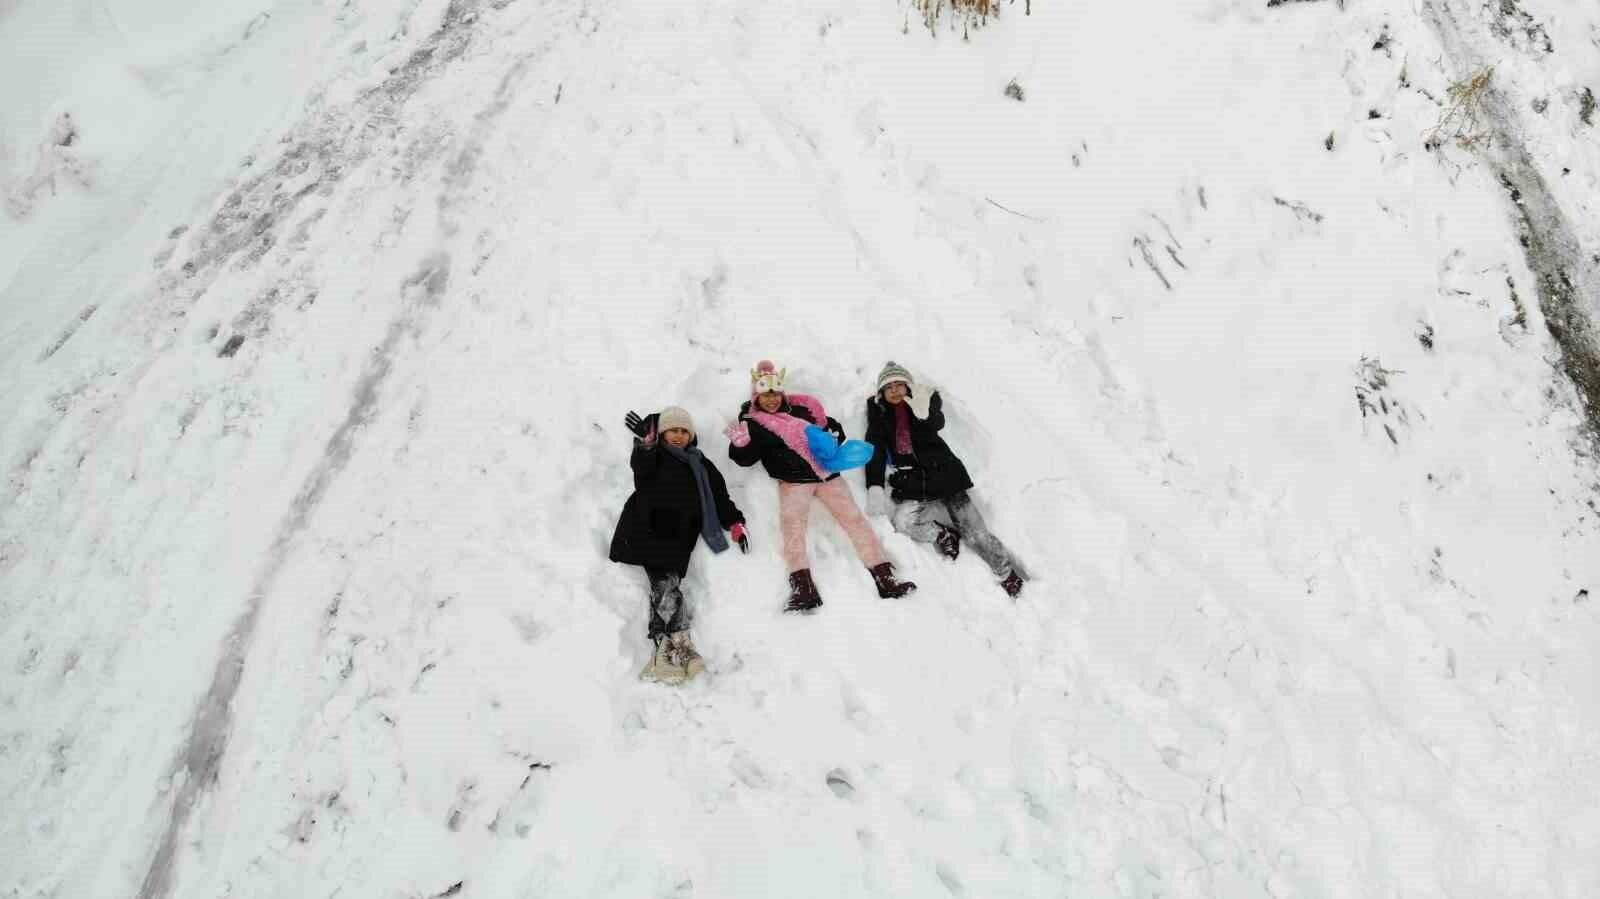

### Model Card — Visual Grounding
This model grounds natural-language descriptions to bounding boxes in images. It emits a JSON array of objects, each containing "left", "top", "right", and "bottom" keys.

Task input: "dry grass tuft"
[
  {"left": 909, "top": 0, "right": 1012, "bottom": 38},
  {"left": 1426, "top": 66, "right": 1495, "bottom": 152}
]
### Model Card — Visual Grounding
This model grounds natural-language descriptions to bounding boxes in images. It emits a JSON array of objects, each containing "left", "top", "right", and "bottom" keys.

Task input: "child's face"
[
  {"left": 662, "top": 428, "right": 692, "bottom": 448},
  {"left": 756, "top": 391, "right": 783, "bottom": 413},
  {"left": 883, "top": 382, "right": 908, "bottom": 404}
]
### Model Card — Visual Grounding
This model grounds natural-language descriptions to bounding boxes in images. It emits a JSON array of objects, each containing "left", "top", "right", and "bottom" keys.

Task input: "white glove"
[
  {"left": 866, "top": 486, "right": 891, "bottom": 517},
  {"left": 907, "top": 386, "right": 935, "bottom": 420}
]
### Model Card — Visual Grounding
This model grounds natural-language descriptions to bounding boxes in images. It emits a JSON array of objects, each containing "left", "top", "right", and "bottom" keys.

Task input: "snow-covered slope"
[{"left": 3, "top": 0, "right": 1599, "bottom": 896}]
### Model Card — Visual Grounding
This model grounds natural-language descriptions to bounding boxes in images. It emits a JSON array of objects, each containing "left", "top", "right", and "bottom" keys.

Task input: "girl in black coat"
[
  {"left": 863, "top": 362, "right": 1026, "bottom": 598},
  {"left": 610, "top": 406, "right": 746, "bottom": 681},
  {"left": 724, "top": 359, "right": 916, "bottom": 613}
]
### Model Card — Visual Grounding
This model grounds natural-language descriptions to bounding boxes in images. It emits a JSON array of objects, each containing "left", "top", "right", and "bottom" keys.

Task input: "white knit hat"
[
  {"left": 875, "top": 361, "right": 914, "bottom": 394},
  {"left": 657, "top": 406, "right": 695, "bottom": 438}
]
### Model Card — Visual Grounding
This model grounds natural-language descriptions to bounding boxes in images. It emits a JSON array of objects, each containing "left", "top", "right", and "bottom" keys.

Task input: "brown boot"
[
  {"left": 869, "top": 562, "right": 916, "bottom": 598},
  {"left": 1000, "top": 570, "right": 1025, "bottom": 598},
  {"left": 785, "top": 569, "right": 823, "bottom": 614}
]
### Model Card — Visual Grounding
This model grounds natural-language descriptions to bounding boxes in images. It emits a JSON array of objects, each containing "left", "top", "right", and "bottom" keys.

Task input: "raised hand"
[
  {"left": 724, "top": 421, "right": 751, "bottom": 447},
  {"left": 624, "top": 410, "right": 648, "bottom": 437},
  {"left": 908, "top": 389, "right": 935, "bottom": 420}
]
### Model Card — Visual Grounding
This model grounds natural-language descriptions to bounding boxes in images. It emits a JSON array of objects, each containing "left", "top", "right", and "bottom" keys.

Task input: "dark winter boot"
[
  {"left": 1000, "top": 570, "right": 1025, "bottom": 599},
  {"left": 785, "top": 569, "right": 824, "bottom": 614},
  {"left": 934, "top": 523, "right": 962, "bottom": 561},
  {"left": 869, "top": 562, "right": 917, "bottom": 599}
]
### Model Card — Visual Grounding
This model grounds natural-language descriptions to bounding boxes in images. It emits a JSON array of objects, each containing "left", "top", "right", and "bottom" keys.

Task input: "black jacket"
[
  {"left": 610, "top": 435, "right": 743, "bottom": 578},
  {"left": 863, "top": 391, "right": 973, "bottom": 502},
  {"left": 728, "top": 396, "right": 844, "bottom": 484}
]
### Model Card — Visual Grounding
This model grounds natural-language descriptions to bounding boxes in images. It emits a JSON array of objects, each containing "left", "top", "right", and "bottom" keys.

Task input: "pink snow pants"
[{"left": 778, "top": 478, "right": 886, "bottom": 573}]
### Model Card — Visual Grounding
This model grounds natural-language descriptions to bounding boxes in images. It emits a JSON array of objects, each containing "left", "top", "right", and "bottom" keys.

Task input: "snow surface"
[{"left": 3, "top": 0, "right": 1600, "bottom": 896}]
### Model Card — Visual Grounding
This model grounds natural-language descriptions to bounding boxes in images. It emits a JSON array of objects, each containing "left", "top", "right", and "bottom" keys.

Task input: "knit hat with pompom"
[{"left": 875, "top": 361, "right": 914, "bottom": 395}]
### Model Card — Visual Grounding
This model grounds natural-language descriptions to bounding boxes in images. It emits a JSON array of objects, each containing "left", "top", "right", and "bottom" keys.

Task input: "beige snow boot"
[
  {"left": 667, "top": 630, "right": 705, "bottom": 680},
  {"left": 640, "top": 635, "right": 686, "bottom": 684}
]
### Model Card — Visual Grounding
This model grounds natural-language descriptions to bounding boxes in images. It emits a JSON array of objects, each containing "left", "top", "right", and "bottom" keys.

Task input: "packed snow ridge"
[{"left": 3, "top": 0, "right": 1599, "bottom": 897}]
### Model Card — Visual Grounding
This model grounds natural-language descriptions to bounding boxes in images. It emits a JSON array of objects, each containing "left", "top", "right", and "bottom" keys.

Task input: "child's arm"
[
  {"left": 706, "top": 461, "right": 744, "bottom": 529},
  {"left": 706, "top": 461, "right": 750, "bottom": 552},
  {"left": 625, "top": 410, "right": 661, "bottom": 483},
  {"left": 862, "top": 399, "right": 891, "bottom": 515},
  {"left": 726, "top": 413, "right": 762, "bottom": 467},
  {"left": 629, "top": 440, "right": 662, "bottom": 484},
  {"left": 863, "top": 399, "right": 888, "bottom": 490},
  {"left": 923, "top": 390, "right": 946, "bottom": 431}
]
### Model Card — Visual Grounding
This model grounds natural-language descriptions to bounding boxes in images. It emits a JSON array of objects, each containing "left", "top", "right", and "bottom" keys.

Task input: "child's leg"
[
  {"left": 815, "top": 478, "right": 887, "bottom": 568},
  {"left": 778, "top": 482, "right": 819, "bottom": 573},
  {"left": 944, "top": 491, "right": 1017, "bottom": 577},
  {"left": 645, "top": 568, "right": 688, "bottom": 637},
  {"left": 889, "top": 498, "right": 943, "bottom": 545}
]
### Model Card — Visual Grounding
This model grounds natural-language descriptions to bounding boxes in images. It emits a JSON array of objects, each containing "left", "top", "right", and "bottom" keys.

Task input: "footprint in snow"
[
  {"left": 840, "top": 684, "right": 878, "bottom": 733},
  {"left": 935, "top": 862, "right": 965, "bottom": 895},
  {"left": 446, "top": 779, "right": 477, "bottom": 831},
  {"left": 729, "top": 751, "right": 772, "bottom": 789}
]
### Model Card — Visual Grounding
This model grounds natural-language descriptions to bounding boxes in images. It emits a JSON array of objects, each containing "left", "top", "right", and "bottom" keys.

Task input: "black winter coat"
[
  {"left": 863, "top": 391, "right": 973, "bottom": 502},
  {"left": 610, "top": 437, "right": 743, "bottom": 578},
  {"left": 728, "top": 396, "right": 844, "bottom": 484}
]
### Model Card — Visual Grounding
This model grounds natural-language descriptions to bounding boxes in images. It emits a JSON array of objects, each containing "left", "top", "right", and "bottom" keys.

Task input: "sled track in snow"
[
  {"left": 133, "top": 253, "right": 450, "bottom": 899},
  {"left": 131, "top": 0, "right": 510, "bottom": 894},
  {"left": 1423, "top": 0, "right": 1600, "bottom": 445}
]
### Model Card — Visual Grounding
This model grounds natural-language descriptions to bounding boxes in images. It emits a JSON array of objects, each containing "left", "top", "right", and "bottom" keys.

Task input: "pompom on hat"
[
  {"left": 657, "top": 406, "right": 695, "bottom": 438},
  {"left": 751, "top": 359, "right": 787, "bottom": 396},
  {"left": 875, "top": 361, "right": 914, "bottom": 395}
]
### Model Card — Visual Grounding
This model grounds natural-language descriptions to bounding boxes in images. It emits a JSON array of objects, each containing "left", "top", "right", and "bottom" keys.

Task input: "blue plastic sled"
[{"left": 806, "top": 425, "right": 875, "bottom": 472}]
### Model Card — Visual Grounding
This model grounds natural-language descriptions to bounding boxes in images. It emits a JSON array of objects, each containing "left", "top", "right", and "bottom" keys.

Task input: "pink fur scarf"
[{"left": 747, "top": 393, "right": 830, "bottom": 480}]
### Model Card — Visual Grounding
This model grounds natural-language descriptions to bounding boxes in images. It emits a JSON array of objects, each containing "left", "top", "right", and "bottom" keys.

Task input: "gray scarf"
[{"left": 660, "top": 442, "right": 729, "bottom": 554}]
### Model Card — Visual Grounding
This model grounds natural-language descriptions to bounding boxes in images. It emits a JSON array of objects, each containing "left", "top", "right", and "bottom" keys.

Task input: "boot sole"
[{"left": 640, "top": 662, "right": 688, "bottom": 683}]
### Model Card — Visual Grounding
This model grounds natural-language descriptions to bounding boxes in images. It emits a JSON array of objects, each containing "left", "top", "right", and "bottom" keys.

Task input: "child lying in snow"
[
  {"left": 724, "top": 359, "right": 915, "bottom": 614},
  {"left": 862, "top": 362, "right": 1027, "bottom": 598},
  {"left": 609, "top": 406, "right": 748, "bottom": 683}
]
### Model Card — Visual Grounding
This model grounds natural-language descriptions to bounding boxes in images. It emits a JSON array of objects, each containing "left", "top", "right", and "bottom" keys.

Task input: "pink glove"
[
  {"left": 730, "top": 522, "right": 749, "bottom": 553},
  {"left": 724, "top": 421, "right": 751, "bottom": 447}
]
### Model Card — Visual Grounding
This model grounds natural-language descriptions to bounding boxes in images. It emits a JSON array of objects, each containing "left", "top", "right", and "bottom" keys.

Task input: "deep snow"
[{"left": 3, "top": 0, "right": 1600, "bottom": 897}]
